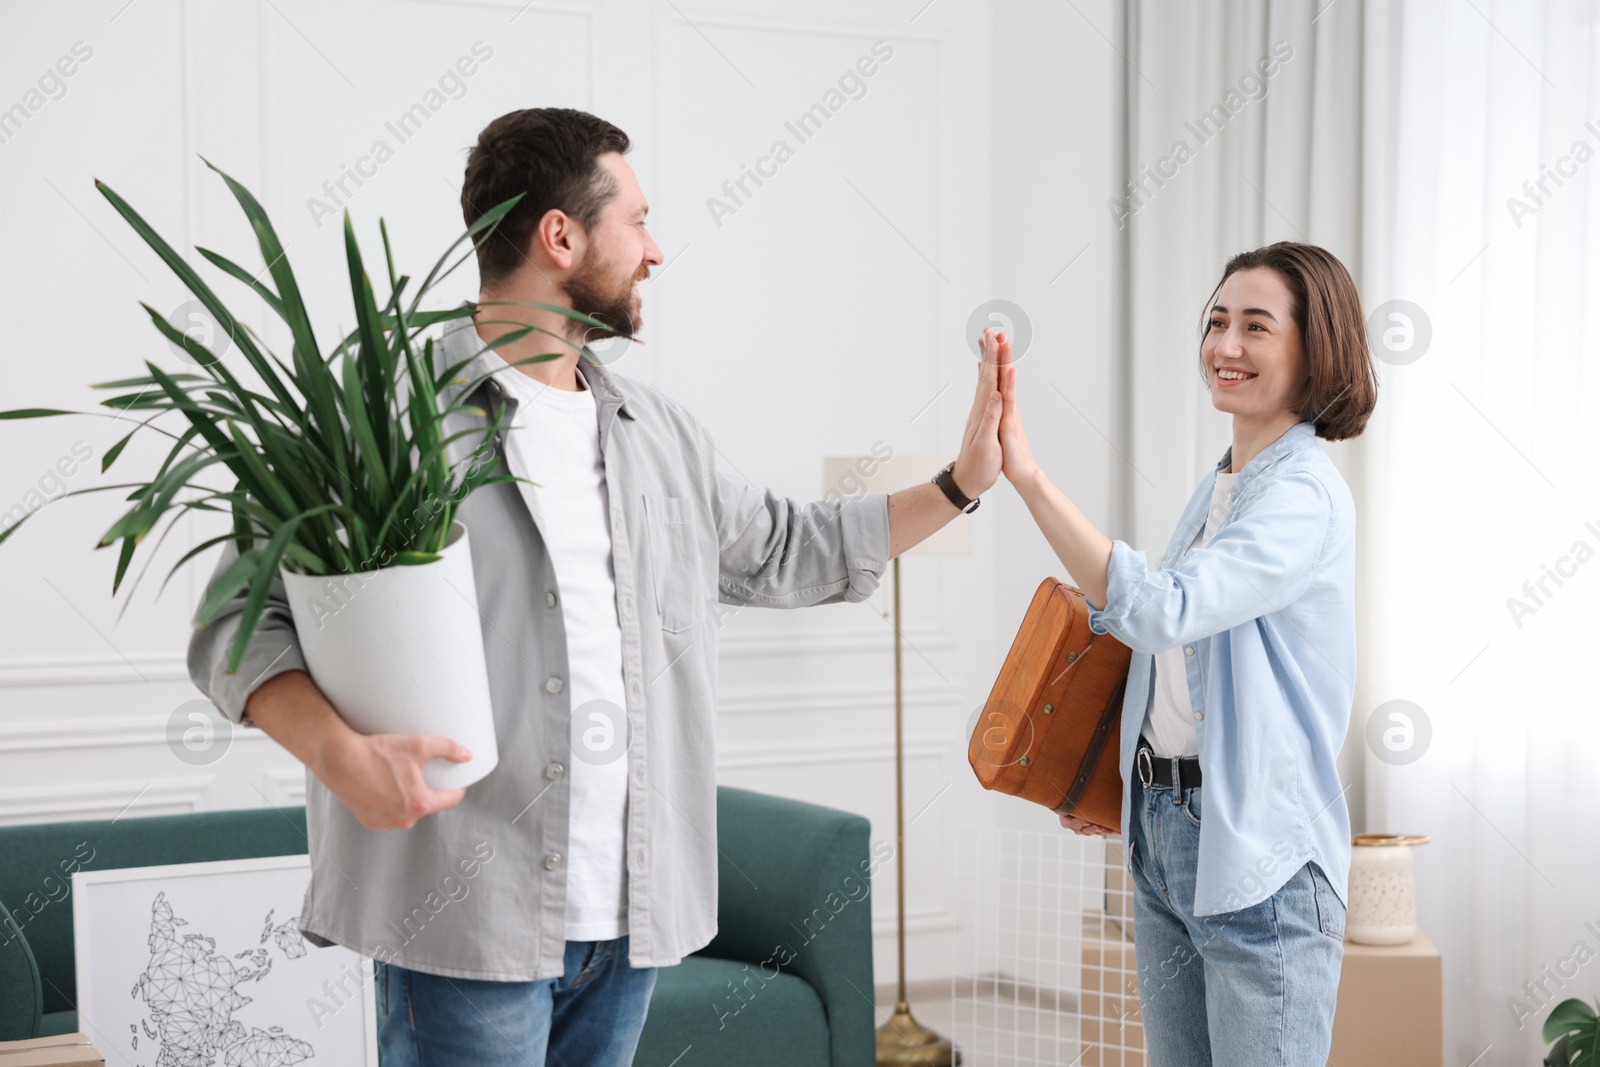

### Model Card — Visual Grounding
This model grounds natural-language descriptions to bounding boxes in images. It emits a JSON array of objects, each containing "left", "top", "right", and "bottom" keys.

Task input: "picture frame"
[{"left": 72, "top": 854, "right": 378, "bottom": 1066}]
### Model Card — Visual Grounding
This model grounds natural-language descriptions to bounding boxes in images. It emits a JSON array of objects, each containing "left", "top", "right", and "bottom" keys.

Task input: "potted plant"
[
  {"left": 1546, "top": 997, "right": 1600, "bottom": 1066},
  {"left": 0, "top": 158, "right": 595, "bottom": 789}
]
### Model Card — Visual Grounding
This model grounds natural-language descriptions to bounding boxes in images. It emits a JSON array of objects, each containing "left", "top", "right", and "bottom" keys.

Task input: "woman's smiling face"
[{"left": 1203, "top": 267, "right": 1309, "bottom": 422}]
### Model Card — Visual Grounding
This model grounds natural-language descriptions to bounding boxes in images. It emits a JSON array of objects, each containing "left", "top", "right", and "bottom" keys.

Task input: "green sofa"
[{"left": 0, "top": 785, "right": 876, "bottom": 1066}]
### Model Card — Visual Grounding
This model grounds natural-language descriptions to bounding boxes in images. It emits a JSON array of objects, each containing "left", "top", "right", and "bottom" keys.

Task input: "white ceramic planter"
[
  {"left": 281, "top": 521, "right": 499, "bottom": 791},
  {"left": 1346, "top": 833, "right": 1431, "bottom": 945}
]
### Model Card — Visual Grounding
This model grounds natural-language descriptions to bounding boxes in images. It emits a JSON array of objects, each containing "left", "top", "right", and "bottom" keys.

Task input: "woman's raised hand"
[{"left": 981, "top": 328, "right": 1040, "bottom": 485}]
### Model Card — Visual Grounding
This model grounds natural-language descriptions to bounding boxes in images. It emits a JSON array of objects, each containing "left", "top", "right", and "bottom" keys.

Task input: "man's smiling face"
[{"left": 562, "top": 151, "right": 663, "bottom": 345}]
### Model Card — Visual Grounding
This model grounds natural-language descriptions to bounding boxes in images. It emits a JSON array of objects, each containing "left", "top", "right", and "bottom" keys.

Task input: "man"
[{"left": 188, "top": 106, "right": 1002, "bottom": 1066}]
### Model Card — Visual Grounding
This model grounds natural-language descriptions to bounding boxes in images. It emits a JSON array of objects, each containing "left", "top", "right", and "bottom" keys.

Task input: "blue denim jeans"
[
  {"left": 376, "top": 937, "right": 657, "bottom": 1067},
  {"left": 1128, "top": 772, "right": 1345, "bottom": 1066}
]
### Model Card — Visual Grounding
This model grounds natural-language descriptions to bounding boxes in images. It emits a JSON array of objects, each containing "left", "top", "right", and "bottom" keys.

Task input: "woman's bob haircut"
[{"left": 1197, "top": 241, "right": 1378, "bottom": 441}]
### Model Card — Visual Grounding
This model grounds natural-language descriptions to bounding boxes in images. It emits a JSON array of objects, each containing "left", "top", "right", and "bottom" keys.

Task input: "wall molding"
[
  {"left": 0, "top": 655, "right": 190, "bottom": 689},
  {"left": 0, "top": 627, "right": 956, "bottom": 689},
  {"left": 658, "top": 3, "right": 952, "bottom": 42},
  {"left": 262, "top": 767, "right": 308, "bottom": 806},
  {"left": 716, "top": 734, "right": 949, "bottom": 770},
  {"left": 717, "top": 678, "right": 957, "bottom": 716},
  {"left": 717, "top": 627, "right": 954, "bottom": 660},
  {"left": 0, "top": 775, "right": 215, "bottom": 824},
  {"left": 0, "top": 714, "right": 277, "bottom": 754}
]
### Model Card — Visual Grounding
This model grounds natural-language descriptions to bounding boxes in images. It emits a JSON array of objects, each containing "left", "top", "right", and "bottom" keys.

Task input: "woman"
[{"left": 988, "top": 241, "right": 1377, "bottom": 1065}]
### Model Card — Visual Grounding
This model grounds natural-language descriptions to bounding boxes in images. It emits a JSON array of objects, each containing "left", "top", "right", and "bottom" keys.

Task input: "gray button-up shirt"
[{"left": 187, "top": 314, "right": 891, "bottom": 979}]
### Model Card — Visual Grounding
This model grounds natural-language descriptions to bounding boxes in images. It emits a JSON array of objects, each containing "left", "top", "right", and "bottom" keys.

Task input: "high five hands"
[
  {"left": 953, "top": 326, "right": 1034, "bottom": 497},
  {"left": 973, "top": 328, "right": 1109, "bottom": 839},
  {"left": 978, "top": 326, "right": 1039, "bottom": 487}
]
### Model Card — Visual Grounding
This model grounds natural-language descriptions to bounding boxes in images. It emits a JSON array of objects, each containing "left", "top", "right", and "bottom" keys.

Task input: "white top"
[
  {"left": 1140, "top": 469, "right": 1239, "bottom": 759},
  {"left": 494, "top": 359, "right": 630, "bottom": 941}
]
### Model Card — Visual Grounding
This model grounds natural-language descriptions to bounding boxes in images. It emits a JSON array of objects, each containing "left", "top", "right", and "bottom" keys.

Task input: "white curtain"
[
  {"left": 1126, "top": 1, "right": 1600, "bottom": 1063},
  {"left": 1362, "top": 2, "right": 1600, "bottom": 1063},
  {"left": 1119, "top": 0, "right": 1375, "bottom": 811}
]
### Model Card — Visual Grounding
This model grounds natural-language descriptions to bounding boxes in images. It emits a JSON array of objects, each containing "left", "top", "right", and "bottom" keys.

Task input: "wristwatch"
[{"left": 933, "top": 463, "right": 980, "bottom": 514}]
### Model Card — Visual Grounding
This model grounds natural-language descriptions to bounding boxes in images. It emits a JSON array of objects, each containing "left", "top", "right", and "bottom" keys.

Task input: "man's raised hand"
[{"left": 950, "top": 327, "right": 1004, "bottom": 498}]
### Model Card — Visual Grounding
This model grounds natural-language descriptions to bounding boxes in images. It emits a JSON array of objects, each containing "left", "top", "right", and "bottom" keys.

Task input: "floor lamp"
[{"left": 822, "top": 455, "right": 968, "bottom": 1067}]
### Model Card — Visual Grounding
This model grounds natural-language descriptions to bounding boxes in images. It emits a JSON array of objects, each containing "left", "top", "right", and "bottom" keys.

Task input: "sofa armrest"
[
  {"left": 702, "top": 786, "right": 880, "bottom": 1067},
  {"left": 0, "top": 897, "right": 44, "bottom": 1041}
]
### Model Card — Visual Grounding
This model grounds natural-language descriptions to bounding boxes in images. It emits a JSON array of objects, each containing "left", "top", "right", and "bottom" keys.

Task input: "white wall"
[
  {"left": 985, "top": 0, "right": 1122, "bottom": 825},
  {"left": 0, "top": 0, "right": 1132, "bottom": 993}
]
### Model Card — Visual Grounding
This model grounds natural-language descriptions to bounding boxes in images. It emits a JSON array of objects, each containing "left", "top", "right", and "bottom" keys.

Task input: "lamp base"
[{"left": 876, "top": 1002, "right": 958, "bottom": 1066}]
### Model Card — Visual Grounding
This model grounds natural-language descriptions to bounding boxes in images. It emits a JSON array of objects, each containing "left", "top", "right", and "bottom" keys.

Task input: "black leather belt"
[{"left": 1135, "top": 735, "right": 1202, "bottom": 789}]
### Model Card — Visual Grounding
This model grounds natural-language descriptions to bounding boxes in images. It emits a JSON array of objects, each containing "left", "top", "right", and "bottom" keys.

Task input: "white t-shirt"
[
  {"left": 1140, "top": 469, "right": 1239, "bottom": 759},
  {"left": 494, "top": 359, "right": 629, "bottom": 942}
]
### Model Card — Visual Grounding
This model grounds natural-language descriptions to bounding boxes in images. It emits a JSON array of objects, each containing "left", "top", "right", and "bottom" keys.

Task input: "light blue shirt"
[{"left": 1088, "top": 421, "right": 1355, "bottom": 916}]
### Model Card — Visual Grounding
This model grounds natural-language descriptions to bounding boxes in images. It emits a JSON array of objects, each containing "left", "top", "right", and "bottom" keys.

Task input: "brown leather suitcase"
[{"left": 968, "top": 578, "right": 1133, "bottom": 833}]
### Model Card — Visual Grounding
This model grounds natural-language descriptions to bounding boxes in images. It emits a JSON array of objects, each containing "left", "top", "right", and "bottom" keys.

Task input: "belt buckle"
[{"left": 1136, "top": 745, "right": 1154, "bottom": 788}]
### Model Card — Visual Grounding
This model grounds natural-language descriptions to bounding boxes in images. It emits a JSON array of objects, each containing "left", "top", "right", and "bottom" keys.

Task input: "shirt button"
[
  {"left": 545, "top": 591, "right": 558, "bottom": 608},
  {"left": 1184, "top": 646, "right": 1195, "bottom": 656},
  {"left": 543, "top": 853, "right": 562, "bottom": 871},
  {"left": 1194, "top": 712, "right": 1204, "bottom": 721},
  {"left": 545, "top": 762, "right": 565, "bottom": 781},
  {"left": 546, "top": 677, "right": 564, "bottom": 694},
  {"left": 620, "top": 595, "right": 634, "bottom": 619}
]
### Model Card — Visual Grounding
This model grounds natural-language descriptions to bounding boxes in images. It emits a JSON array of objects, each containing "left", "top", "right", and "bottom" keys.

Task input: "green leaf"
[
  {"left": 110, "top": 532, "right": 139, "bottom": 595},
  {"left": 98, "top": 448, "right": 226, "bottom": 547},
  {"left": 193, "top": 544, "right": 265, "bottom": 628},
  {"left": 404, "top": 194, "right": 525, "bottom": 319},
  {"left": 94, "top": 178, "right": 301, "bottom": 417},
  {"left": 475, "top": 298, "right": 616, "bottom": 335},
  {"left": 387, "top": 550, "right": 442, "bottom": 566},
  {"left": 1545, "top": 999, "right": 1597, "bottom": 1042},
  {"left": 343, "top": 210, "right": 394, "bottom": 471},
  {"left": 90, "top": 373, "right": 208, "bottom": 389},
  {"left": 225, "top": 516, "right": 304, "bottom": 674},
  {"left": 0, "top": 515, "right": 31, "bottom": 545},
  {"left": 101, "top": 429, "right": 136, "bottom": 472},
  {"left": 339, "top": 342, "right": 392, "bottom": 502},
  {"left": 194, "top": 245, "right": 286, "bottom": 320},
  {"left": 0, "top": 408, "right": 77, "bottom": 419},
  {"left": 3, "top": 169, "right": 532, "bottom": 655},
  {"left": 194, "top": 158, "right": 350, "bottom": 482},
  {"left": 158, "top": 531, "right": 251, "bottom": 599}
]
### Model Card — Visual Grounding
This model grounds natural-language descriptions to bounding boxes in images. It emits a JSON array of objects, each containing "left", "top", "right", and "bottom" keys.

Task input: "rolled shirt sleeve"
[
  {"left": 186, "top": 538, "right": 308, "bottom": 727},
  {"left": 713, "top": 466, "right": 890, "bottom": 607},
  {"left": 1087, "top": 470, "right": 1336, "bottom": 654},
  {"left": 702, "top": 416, "right": 890, "bottom": 608}
]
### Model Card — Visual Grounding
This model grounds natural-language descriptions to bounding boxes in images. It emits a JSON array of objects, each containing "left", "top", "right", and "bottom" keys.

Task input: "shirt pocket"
[{"left": 644, "top": 495, "right": 706, "bottom": 633}]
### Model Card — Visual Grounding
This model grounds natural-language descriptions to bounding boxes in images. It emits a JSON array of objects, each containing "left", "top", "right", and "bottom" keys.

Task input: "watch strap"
[{"left": 933, "top": 464, "right": 980, "bottom": 514}]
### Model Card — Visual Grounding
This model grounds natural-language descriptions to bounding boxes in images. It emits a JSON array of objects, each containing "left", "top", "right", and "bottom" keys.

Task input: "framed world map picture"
[{"left": 72, "top": 855, "right": 378, "bottom": 1066}]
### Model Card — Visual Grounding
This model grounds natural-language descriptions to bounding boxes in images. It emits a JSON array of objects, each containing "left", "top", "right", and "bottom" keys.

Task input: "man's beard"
[{"left": 563, "top": 253, "right": 646, "bottom": 346}]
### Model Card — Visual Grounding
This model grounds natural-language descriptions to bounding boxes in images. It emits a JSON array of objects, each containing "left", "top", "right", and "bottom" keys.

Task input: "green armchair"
[{"left": 0, "top": 786, "right": 875, "bottom": 1066}]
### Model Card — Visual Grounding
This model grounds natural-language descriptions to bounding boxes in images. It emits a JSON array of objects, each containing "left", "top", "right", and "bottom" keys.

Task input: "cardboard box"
[
  {"left": 1080, "top": 913, "right": 1146, "bottom": 1067},
  {"left": 0, "top": 1033, "right": 105, "bottom": 1066},
  {"left": 1329, "top": 930, "right": 1443, "bottom": 1067}
]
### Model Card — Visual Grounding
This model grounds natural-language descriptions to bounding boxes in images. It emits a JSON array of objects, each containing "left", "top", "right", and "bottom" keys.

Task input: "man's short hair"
[{"left": 460, "top": 108, "right": 630, "bottom": 291}]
